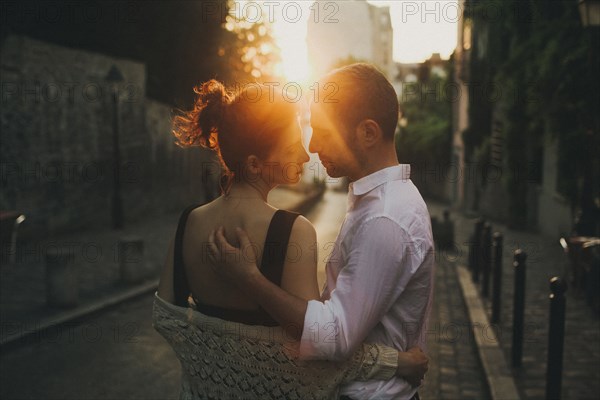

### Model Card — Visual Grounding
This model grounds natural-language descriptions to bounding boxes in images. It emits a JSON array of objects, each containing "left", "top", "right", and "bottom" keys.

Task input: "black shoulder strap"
[
  {"left": 173, "top": 203, "right": 203, "bottom": 307},
  {"left": 260, "top": 210, "right": 301, "bottom": 287}
]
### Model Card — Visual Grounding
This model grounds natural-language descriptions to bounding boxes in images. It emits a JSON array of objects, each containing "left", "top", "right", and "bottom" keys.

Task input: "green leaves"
[{"left": 396, "top": 75, "right": 452, "bottom": 168}]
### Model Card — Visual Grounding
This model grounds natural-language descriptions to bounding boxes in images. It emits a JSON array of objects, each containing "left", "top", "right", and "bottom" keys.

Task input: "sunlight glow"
[
  {"left": 272, "top": 1, "right": 458, "bottom": 73},
  {"left": 232, "top": 1, "right": 459, "bottom": 80},
  {"left": 271, "top": 1, "right": 312, "bottom": 83}
]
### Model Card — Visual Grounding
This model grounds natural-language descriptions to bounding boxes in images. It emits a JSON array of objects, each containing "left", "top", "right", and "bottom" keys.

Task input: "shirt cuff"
[
  {"left": 299, "top": 299, "right": 325, "bottom": 359},
  {"left": 361, "top": 344, "right": 398, "bottom": 381}
]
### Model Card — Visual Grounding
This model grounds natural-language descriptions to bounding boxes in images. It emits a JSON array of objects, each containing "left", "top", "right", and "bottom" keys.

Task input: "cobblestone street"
[
  {"left": 420, "top": 251, "right": 490, "bottom": 400},
  {"left": 428, "top": 201, "right": 600, "bottom": 400}
]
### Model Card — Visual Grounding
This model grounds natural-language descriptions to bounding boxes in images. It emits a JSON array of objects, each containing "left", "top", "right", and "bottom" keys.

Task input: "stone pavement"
[
  {"left": 0, "top": 184, "right": 324, "bottom": 347},
  {"left": 427, "top": 200, "right": 600, "bottom": 400},
  {"left": 419, "top": 246, "right": 491, "bottom": 400}
]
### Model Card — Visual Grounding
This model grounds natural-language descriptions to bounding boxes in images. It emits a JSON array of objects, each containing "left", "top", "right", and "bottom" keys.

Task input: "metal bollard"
[
  {"left": 512, "top": 249, "right": 527, "bottom": 367},
  {"left": 546, "top": 277, "right": 567, "bottom": 400},
  {"left": 491, "top": 232, "right": 504, "bottom": 323},
  {"left": 471, "top": 218, "right": 485, "bottom": 283},
  {"left": 440, "top": 210, "right": 455, "bottom": 249},
  {"left": 468, "top": 233, "right": 475, "bottom": 272},
  {"left": 481, "top": 223, "right": 492, "bottom": 298},
  {"left": 118, "top": 237, "right": 145, "bottom": 283},
  {"left": 46, "top": 246, "right": 78, "bottom": 307}
]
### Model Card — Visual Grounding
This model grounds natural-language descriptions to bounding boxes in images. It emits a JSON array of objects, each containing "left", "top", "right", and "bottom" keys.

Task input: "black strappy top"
[{"left": 173, "top": 203, "right": 300, "bottom": 326}]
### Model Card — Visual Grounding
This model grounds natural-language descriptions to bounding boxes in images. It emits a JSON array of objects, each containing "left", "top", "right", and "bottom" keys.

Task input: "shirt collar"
[{"left": 348, "top": 164, "right": 411, "bottom": 196}]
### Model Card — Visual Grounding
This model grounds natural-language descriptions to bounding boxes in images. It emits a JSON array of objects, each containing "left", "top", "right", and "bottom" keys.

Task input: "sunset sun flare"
[
  {"left": 231, "top": 0, "right": 459, "bottom": 83},
  {"left": 271, "top": 1, "right": 312, "bottom": 83}
]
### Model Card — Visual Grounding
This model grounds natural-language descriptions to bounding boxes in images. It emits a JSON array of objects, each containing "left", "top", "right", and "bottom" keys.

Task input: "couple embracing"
[{"left": 153, "top": 63, "right": 435, "bottom": 400}]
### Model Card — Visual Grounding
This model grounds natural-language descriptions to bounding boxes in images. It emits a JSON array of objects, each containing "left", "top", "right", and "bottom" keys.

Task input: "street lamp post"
[{"left": 106, "top": 65, "right": 125, "bottom": 230}]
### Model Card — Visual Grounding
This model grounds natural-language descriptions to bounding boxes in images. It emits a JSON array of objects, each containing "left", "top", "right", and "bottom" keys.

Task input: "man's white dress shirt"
[{"left": 299, "top": 164, "right": 435, "bottom": 400}]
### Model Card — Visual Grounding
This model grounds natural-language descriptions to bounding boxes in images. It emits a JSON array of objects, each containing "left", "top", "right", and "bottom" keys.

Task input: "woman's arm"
[
  {"left": 344, "top": 344, "right": 428, "bottom": 387},
  {"left": 279, "top": 216, "right": 320, "bottom": 301}
]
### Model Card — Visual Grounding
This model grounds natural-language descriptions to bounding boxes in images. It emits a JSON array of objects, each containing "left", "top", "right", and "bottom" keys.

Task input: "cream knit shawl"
[{"left": 153, "top": 292, "right": 394, "bottom": 400}]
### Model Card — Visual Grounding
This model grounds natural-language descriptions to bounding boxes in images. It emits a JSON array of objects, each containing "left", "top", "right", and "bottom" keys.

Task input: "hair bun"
[
  {"left": 172, "top": 79, "right": 231, "bottom": 150},
  {"left": 196, "top": 80, "right": 227, "bottom": 108},
  {"left": 196, "top": 80, "right": 230, "bottom": 145}
]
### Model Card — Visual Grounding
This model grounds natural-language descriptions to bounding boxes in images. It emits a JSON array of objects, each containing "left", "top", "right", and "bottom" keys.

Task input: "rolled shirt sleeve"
[{"left": 299, "top": 216, "right": 423, "bottom": 361}]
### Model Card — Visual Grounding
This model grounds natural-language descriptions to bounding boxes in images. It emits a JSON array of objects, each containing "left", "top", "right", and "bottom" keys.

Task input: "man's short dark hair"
[{"left": 321, "top": 63, "right": 399, "bottom": 141}]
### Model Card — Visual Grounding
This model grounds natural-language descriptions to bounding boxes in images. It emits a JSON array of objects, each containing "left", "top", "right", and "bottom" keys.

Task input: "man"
[{"left": 209, "top": 64, "right": 435, "bottom": 399}]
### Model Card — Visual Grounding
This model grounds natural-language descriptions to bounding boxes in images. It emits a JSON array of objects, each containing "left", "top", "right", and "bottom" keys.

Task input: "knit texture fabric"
[{"left": 152, "top": 293, "right": 395, "bottom": 399}]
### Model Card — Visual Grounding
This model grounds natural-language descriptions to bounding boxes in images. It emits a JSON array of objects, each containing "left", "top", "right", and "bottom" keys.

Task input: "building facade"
[
  {"left": 451, "top": 0, "right": 470, "bottom": 211},
  {"left": 307, "top": 0, "right": 394, "bottom": 79},
  {"left": 451, "top": 0, "right": 595, "bottom": 238}
]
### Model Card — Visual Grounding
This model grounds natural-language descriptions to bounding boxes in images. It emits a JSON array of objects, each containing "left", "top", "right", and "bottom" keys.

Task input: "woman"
[{"left": 153, "top": 80, "right": 427, "bottom": 399}]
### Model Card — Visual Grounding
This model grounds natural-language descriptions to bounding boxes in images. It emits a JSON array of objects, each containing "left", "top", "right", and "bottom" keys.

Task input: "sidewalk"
[
  {"left": 419, "top": 240, "right": 491, "bottom": 399},
  {"left": 0, "top": 184, "right": 324, "bottom": 347},
  {"left": 426, "top": 199, "right": 600, "bottom": 400}
]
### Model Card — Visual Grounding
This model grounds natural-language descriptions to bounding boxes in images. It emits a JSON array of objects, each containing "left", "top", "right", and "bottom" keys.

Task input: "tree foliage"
[
  {"left": 396, "top": 68, "right": 452, "bottom": 197},
  {"left": 220, "top": 2, "right": 281, "bottom": 85},
  {"left": 0, "top": 0, "right": 279, "bottom": 107}
]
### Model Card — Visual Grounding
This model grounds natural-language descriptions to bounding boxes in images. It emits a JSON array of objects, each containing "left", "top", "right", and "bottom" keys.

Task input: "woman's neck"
[{"left": 224, "top": 181, "right": 271, "bottom": 203}]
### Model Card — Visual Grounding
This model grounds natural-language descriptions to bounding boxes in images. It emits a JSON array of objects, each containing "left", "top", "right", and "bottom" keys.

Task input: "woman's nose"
[
  {"left": 300, "top": 146, "right": 310, "bottom": 163},
  {"left": 308, "top": 136, "right": 319, "bottom": 154}
]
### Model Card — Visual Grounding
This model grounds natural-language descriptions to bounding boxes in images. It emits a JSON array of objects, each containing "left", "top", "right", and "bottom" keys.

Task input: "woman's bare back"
[
  {"left": 158, "top": 196, "right": 319, "bottom": 309},
  {"left": 183, "top": 197, "right": 279, "bottom": 310}
]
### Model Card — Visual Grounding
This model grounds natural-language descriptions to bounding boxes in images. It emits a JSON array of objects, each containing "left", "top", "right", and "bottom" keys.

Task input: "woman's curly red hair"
[{"left": 172, "top": 79, "right": 298, "bottom": 194}]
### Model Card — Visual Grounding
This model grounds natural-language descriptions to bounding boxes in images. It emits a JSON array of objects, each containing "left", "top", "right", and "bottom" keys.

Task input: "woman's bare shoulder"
[
  {"left": 290, "top": 215, "right": 316, "bottom": 241},
  {"left": 281, "top": 214, "right": 319, "bottom": 300},
  {"left": 186, "top": 198, "right": 223, "bottom": 222}
]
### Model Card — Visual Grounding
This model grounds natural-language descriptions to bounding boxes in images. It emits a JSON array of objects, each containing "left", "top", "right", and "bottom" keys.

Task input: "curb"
[
  {"left": 456, "top": 265, "right": 521, "bottom": 400},
  {"left": 1, "top": 280, "right": 159, "bottom": 348},
  {"left": 1, "top": 186, "right": 325, "bottom": 349}
]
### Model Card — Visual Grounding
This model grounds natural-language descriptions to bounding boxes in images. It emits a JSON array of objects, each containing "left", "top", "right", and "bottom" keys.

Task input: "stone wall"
[{"left": 0, "top": 35, "right": 219, "bottom": 240}]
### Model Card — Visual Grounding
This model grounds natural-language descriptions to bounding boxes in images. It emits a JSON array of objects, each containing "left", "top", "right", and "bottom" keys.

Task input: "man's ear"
[
  {"left": 245, "top": 155, "right": 262, "bottom": 175},
  {"left": 358, "top": 119, "right": 382, "bottom": 147}
]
